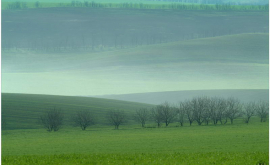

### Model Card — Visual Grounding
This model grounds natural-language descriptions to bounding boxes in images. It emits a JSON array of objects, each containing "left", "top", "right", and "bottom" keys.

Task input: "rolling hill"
[
  {"left": 2, "top": 33, "right": 269, "bottom": 96},
  {"left": 96, "top": 89, "right": 269, "bottom": 105},
  {"left": 1, "top": 93, "right": 154, "bottom": 130}
]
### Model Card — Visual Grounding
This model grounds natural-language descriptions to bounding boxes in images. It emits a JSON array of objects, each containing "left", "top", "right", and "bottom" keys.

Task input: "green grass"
[
  {"left": 2, "top": 93, "right": 268, "bottom": 164},
  {"left": 2, "top": 152, "right": 268, "bottom": 165},
  {"left": 1, "top": 93, "right": 154, "bottom": 130},
  {"left": 2, "top": 120, "right": 268, "bottom": 164}
]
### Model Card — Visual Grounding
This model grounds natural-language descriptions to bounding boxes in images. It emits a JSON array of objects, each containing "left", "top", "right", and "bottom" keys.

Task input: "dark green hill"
[{"left": 1, "top": 93, "right": 154, "bottom": 130}]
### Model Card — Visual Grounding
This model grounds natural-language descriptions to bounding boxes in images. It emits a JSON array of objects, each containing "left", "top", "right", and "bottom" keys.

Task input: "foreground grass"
[
  {"left": 2, "top": 120, "right": 268, "bottom": 164},
  {"left": 2, "top": 152, "right": 268, "bottom": 165}
]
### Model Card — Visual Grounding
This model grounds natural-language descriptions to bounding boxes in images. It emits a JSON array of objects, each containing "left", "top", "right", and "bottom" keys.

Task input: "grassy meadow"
[
  {"left": 2, "top": 93, "right": 269, "bottom": 164},
  {"left": 2, "top": 118, "right": 269, "bottom": 164}
]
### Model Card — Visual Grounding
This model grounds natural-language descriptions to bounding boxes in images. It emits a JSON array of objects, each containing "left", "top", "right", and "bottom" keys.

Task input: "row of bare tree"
[
  {"left": 39, "top": 108, "right": 126, "bottom": 131},
  {"left": 39, "top": 97, "right": 268, "bottom": 131},
  {"left": 135, "top": 97, "right": 269, "bottom": 128}
]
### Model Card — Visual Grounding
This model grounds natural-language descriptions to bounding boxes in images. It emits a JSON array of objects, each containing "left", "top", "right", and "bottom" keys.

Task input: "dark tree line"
[
  {"left": 133, "top": 97, "right": 269, "bottom": 127},
  {"left": 39, "top": 108, "right": 127, "bottom": 131},
  {"left": 5, "top": 1, "right": 268, "bottom": 10},
  {"left": 38, "top": 97, "right": 268, "bottom": 131}
]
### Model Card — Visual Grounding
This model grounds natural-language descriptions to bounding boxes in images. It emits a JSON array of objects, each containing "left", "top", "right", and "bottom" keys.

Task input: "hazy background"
[{"left": 1, "top": 0, "right": 269, "bottom": 97}]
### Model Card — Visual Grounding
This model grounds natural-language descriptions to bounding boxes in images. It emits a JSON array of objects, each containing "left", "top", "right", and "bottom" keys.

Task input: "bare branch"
[
  {"left": 134, "top": 108, "right": 149, "bottom": 128},
  {"left": 107, "top": 110, "right": 126, "bottom": 129},
  {"left": 40, "top": 108, "right": 64, "bottom": 132},
  {"left": 73, "top": 110, "right": 95, "bottom": 130}
]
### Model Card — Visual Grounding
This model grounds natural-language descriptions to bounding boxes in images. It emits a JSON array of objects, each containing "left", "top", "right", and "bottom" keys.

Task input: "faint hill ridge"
[
  {"left": 95, "top": 89, "right": 269, "bottom": 105},
  {"left": 2, "top": 33, "right": 269, "bottom": 95},
  {"left": 3, "top": 33, "right": 269, "bottom": 73}
]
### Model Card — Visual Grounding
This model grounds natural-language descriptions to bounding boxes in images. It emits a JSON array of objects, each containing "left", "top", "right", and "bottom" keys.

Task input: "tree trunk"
[
  {"left": 223, "top": 118, "right": 227, "bottom": 125},
  {"left": 219, "top": 119, "right": 223, "bottom": 125},
  {"left": 246, "top": 117, "right": 250, "bottom": 124},
  {"left": 230, "top": 118, "right": 233, "bottom": 124},
  {"left": 142, "top": 122, "right": 145, "bottom": 128}
]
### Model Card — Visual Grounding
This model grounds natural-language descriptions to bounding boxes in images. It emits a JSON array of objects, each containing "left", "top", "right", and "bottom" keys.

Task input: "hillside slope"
[
  {"left": 96, "top": 89, "right": 269, "bottom": 105},
  {"left": 2, "top": 33, "right": 269, "bottom": 95},
  {"left": 1, "top": 93, "right": 154, "bottom": 130}
]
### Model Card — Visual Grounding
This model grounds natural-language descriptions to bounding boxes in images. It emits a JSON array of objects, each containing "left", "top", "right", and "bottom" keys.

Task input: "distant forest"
[
  {"left": 2, "top": 5, "right": 268, "bottom": 53},
  {"left": 2, "top": 0, "right": 268, "bottom": 53},
  {"left": 137, "top": 0, "right": 269, "bottom": 5},
  {"left": 3, "top": 1, "right": 269, "bottom": 10}
]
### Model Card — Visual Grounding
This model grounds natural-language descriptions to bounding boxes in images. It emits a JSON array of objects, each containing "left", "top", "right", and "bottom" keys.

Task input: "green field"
[
  {"left": 2, "top": 93, "right": 269, "bottom": 164},
  {"left": 1, "top": 93, "right": 154, "bottom": 130},
  {"left": 2, "top": 119, "right": 269, "bottom": 164}
]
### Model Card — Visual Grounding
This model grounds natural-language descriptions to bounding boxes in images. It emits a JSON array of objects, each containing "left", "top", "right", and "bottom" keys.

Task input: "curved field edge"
[
  {"left": 2, "top": 152, "right": 268, "bottom": 165},
  {"left": 1, "top": 93, "right": 154, "bottom": 130}
]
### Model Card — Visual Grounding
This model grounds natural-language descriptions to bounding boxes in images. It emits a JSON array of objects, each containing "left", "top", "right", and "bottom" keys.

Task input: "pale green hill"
[
  {"left": 97, "top": 89, "right": 269, "bottom": 105},
  {"left": 2, "top": 33, "right": 269, "bottom": 95}
]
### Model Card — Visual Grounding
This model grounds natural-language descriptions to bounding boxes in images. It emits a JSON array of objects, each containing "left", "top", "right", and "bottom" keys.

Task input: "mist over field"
[
  {"left": 1, "top": 5, "right": 269, "bottom": 96},
  {"left": 1, "top": 1, "right": 269, "bottom": 164}
]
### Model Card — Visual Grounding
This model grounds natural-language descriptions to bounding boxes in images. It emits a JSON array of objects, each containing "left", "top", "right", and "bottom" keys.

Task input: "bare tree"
[
  {"left": 256, "top": 101, "right": 269, "bottom": 122},
  {"left": 191, "top": 97, "right": 208, "bottom": 125},
  {"left": 40, "top": 108, "right": 64, "bottom": 132},
  {"left": 178, "top": 101, "right": 189, "bottom": 126},
  {"left": 134, "top": 108, "right": 149, "bottom": 127},
  {"left": 208, "top": 97, "right": 219, "bottom": 125},
  {"left": 216, "top": 98, "right": 228, "bottom": 124},
  {"left": 151, "top": 107, "right": 163, "bottom": 128},
  {"left": 226, "top": 97, "right": 242, "bottom": 124},
  {"left": 243, "top": 102, "right": 256, "bottom": 124},
  {"left": 107, "top": 110, "right": 126, "bottom": 129},
  {"left": 201, "top": 97, "right": 212, "bottom": 125},
  {"left": 73, "top": 110, "right": 95, "bottom": 130},
  {"left": 185, "top": 100, "right": 195, "bottom": 126},
  {"left": 159, "top": 102, "right": 176, "bottom": 127}
]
